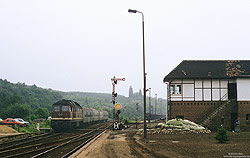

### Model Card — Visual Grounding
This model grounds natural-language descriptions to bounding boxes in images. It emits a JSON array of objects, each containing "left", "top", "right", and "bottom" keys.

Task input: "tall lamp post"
[
  {"left": 155, "top": 94, "right": 157, "bottom": 115},
  {"left": 146, "top": 88, "right": 151, "bottom": 123},
  {"left": 128, "top": 9, "right": 147, "bottom": 138}
]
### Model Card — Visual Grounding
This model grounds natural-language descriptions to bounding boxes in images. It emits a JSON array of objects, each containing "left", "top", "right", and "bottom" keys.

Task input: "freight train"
[{"left": 51, "top": 99, "right": 109, "bottom": 130}]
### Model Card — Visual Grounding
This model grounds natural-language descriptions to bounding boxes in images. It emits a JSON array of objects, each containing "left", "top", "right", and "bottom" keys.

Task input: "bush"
[
  {"left": 214, "top": 127, "right": 229, "bottom": 143},
  {"left": 13, "top": 125, "right": 40, "bottom": 134}
]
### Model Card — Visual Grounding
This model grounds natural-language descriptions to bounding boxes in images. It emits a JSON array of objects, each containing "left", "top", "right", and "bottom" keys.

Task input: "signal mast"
[{"left": 111, "top": 76, "right": 125, "bottom": 130}]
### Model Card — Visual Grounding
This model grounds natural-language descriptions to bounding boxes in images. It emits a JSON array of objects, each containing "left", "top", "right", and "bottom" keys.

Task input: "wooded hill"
[
  {"left": 0, "top": 79, "right": 167, "bottom": 120},
  {"left": 0, "top": 79, "right": 63, "bottom": 120}
]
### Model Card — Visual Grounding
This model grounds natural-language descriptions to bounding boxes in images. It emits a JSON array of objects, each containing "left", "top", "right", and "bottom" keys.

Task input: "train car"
[
  {"left": 51, "top": 99, "right": 83, "bottom": 130},
  {"left": 103, "top": 111, "right": 109, "bottom": 121},
  {"left": 100, "top": 111, "right": 109, "bottom": 122},
  {"left": 51, "top": 99, "right": 109, "bottom": 131},
  {"left": 90, "top": 108, "right": 99, "bottom": 122},
  {"left": 99, "top": 111, "right": 104, "bottom": 121},
  {"left": 82, "top": 107, "right": 92, "bottom": 123}
]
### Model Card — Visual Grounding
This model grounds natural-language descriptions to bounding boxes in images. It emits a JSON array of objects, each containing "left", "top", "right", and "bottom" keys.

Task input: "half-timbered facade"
[{"left": 164, "top": 60, "right": 250, "bottom": 131}]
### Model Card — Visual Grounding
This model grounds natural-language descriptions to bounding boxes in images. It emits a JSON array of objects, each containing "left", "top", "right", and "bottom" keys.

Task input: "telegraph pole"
[{"left": 29, "top": 95, "right": 31, "bottom": 122}]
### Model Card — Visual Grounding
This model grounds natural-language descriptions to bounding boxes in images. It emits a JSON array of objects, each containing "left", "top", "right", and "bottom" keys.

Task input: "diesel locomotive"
[{"left": 51, "top": 99, "right": 109, "bottom": 130}]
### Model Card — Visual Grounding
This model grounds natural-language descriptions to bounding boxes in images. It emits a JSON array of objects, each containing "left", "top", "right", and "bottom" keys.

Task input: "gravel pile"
[
  {"left": 137, "top": 119, "right": 211, "bottom": 135},
  {"left": 0, "top": 125, "right": 18, "bottom": 133}
]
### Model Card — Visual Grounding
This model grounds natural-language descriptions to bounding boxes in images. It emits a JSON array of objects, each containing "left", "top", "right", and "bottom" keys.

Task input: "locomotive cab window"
[
  {"left": 62, "top": 106, "right": 69, "bottom": 112},
  {"left": 53, "top": 105, "right": 60, "bottom": 112}
]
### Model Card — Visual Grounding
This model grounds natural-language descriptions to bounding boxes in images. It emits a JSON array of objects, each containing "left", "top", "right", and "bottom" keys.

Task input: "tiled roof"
[{"left": 163, "top": 60, "right": 250, "bottom": 82}]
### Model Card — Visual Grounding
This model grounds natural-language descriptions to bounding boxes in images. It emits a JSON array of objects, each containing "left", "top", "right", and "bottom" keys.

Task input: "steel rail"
[
  {"left": 5, "top": 134, "right": 94, "bottom": 158},
  {"left": 0, "top": 133, "right": 86, "bottom": 157},
  {"left": 0, "top": 122, "right": 111, "bottom": 158},
  {"left": 0, "top": 132, "right": 60, "bottom": 152},
  {"left": 61, "top": 123, "right": 112, "bottom": 158},
  {"left": 32, "top": 122, "right": 112, "bottom": 158},
  {"left": 0, "top": 132, "right": 53, "bottom": 148},
  {"left": 61, "top": 129, "right": 107, "bottom": 158},
  {"left": 30, "top": 129, "right": 101, "bottom": 158}
]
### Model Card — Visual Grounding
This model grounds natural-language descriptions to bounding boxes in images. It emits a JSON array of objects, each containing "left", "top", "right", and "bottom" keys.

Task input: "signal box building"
[{"left": 163, "top": 60, "right": 250, "bottom": 131}]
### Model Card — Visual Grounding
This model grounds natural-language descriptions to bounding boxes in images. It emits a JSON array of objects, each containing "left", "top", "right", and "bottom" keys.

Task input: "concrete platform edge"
[{"left": 69, "top": 130, "right": 108, "bottom": 158}]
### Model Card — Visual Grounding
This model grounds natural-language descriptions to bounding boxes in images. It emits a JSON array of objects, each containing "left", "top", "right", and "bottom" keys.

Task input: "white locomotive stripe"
[
  {"left": 51, "top": 118, "right": 73, "bottom": 120},
  {"left": 51, "top": 118, "right": 83, "bottom": 120}
]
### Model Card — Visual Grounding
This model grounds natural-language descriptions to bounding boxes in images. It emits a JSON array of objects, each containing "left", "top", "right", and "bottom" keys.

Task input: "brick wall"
[
  {"left": 170, "top": 101, "right": 234, "bottom": 131},
  {"left": 170, "top": 101, "right": 250, "bottom": 131},
  {"left": 238, "top": 101, "right": 250, "bottom": 131},
  {"left": 170, "top": 101, "right": 222, "bottom": 124}
]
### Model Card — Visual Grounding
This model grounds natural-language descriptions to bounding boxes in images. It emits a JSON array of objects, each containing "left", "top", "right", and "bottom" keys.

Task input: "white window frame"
[
  {"left": 170, "top": 84, "right": 182, "bottom": 95},
  {"left": 246, "top": 114, "right": 250, "bottom": 123}
]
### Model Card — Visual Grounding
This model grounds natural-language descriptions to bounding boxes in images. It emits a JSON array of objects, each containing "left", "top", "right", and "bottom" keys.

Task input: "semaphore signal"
[{"left": 111, "top": 76, "right": 125, "bottom": 130}]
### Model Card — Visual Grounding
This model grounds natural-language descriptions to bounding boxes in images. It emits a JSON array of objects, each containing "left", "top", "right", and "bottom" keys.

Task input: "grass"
[
  {"left": 127, "top": 120, "right": 137, "bottom": 123},
  {"left": 14, "top": 120, "right": 51, "bottom": 134}
]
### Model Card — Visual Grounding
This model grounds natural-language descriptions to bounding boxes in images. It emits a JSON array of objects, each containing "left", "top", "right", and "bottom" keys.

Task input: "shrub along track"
[{"left": 0, "top": 122, "right": 111, "bottom": 158}]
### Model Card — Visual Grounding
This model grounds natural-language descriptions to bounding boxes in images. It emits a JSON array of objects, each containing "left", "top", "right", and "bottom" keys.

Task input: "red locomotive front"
[
  {"left": 52, "top": 104, "right": 72, "bottom": 119},
  {"left": 51, "top": 99, "right": 83, "bottom": 130}
]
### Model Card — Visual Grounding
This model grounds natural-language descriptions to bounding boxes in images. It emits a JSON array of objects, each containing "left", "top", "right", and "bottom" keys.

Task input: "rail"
[
  {"left": 0, "top": 122, "right": 111, "bottom": 158},
  {"left": 32, "top": 122, "right": 111, "bottom": 158},
  {"left": 0, "top": 132, "right": 56, "bottom": 149}
]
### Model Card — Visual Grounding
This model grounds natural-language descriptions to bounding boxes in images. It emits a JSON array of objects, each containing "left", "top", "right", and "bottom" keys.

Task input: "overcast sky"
[{"left": 1, "top": 0, "right": 250, "bottom": 99}]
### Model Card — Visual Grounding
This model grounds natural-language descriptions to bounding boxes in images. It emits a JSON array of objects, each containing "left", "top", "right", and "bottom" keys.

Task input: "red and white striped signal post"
[{"left": 111, "top": 76, "right": 125, "bottom": 130}]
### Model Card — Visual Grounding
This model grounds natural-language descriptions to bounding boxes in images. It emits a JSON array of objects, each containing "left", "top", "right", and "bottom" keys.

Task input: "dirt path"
[
  {"left": 103, "top": 131, "right": 133, "bottom": 158},
  {"left": 137, "top": 132, "right": 250, "bottom": 158},
  {"left": 71, "top": 126, "right": 250, "bottom": 158},
  {"left": 127, "top": 131, "right": 168, "bottom": 158},
  {"left": 71, "top": 130, "right": 137, "bottom": 158}
]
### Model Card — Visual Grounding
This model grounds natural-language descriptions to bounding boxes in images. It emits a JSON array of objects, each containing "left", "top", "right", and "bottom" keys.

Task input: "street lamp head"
[
  {"left": 146, "top": 88, "right": 151, "bottom": 92},
  {"left": 128, "top": 9, "right": 137, "bottom": 13}
]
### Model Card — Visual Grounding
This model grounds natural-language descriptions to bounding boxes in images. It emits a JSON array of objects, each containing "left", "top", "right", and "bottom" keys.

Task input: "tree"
[
  {"left": 214, "top": 127, "right": 229, "bottom": 143},
  {"left": 0, "top": 78, "right": 63, "bottom": 118},
  {"left": 129, "top": 86, "right": 133, "bottom": 98},
  {"left": 34, "top": 107, "right": 49, "bottom": 119},
  {"left": 3, "top": 103, "right": 29, "bottom": 119}
]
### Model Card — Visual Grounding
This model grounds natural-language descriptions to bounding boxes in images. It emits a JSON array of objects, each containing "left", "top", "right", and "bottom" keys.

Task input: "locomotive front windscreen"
[
  {"left": 53, "top": 105, "right": 71, "bottom": 112},
  {"left": 53, "top": 105, "right": 60, "bottom": 112},
  {"left": 62, "top": 106, "right": 69, "bottom": 112}
]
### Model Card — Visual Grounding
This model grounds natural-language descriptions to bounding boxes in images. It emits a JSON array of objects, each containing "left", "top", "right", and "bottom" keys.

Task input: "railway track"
[
  {"left": 0, "top": 132, "right": 56, "bottom": 149},
  {"left": 0, "top": 122, "right": 111, "bottom": 158}
]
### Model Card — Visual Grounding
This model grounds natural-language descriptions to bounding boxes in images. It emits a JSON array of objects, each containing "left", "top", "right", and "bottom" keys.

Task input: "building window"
[
  {"left": 170, "top": 84, "right": 182, "bottom": 95},
  {"left": 176, "top": 85, "right": 182, "bottom": 94},
  {"left": 246, "top": 114, "right": 250, "bottom": 123},
  {"left": 170, "top": 85, "right": 175, "bottom": 94}
]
